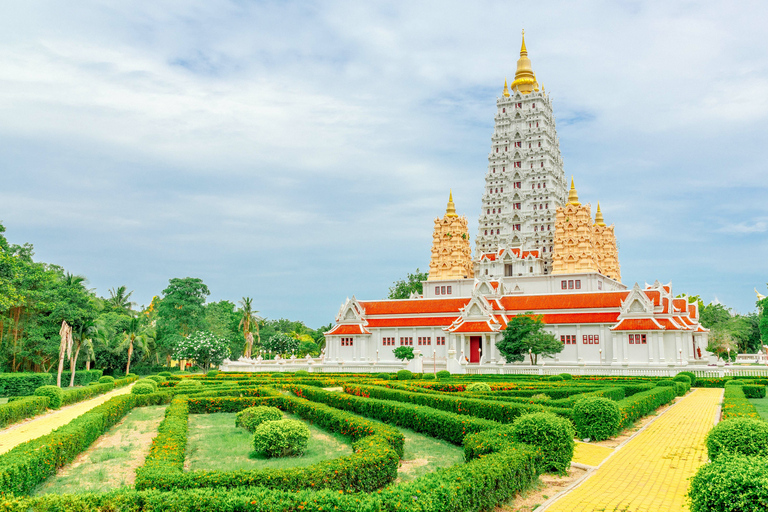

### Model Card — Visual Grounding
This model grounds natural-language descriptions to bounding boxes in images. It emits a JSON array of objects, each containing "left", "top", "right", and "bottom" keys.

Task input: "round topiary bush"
[
  {"left": 206, "top": 370, "right": 219, "bottom": 377},
  {"left": 397, "top": 370, "right": 413, "bottom": 381},
  {"left": 510, "top": 412, "right": 575, "bottom": 475},
  {"left": 146, "top": 375, "right": 165, "bottom": 383},
  {"left": 375, "top": 373, "right": 391, "bottom": 380},
  {"left": 672, "top": 374, "right": 691, "bottom": 385},
  {"left": 531, "top": 393, "right": 551, "bottom": 402},
  {"left": 34, "top": 385, "right": 64, "bottom": 409},
  {"left": 135, "top": 378, "right": 158, "bottom": 391},
  {"left": 131, "top": 383, "right": 155, "bottom": 395},
  {"left": 295, "top": 370, "right": 309, "bottom": 377},
  {"left": 725, "top": 379, "right": 745, "bottom": 386},
  {"left": 688, "top": 454, "right": 768, "bottom": 512},
  {"left": 252, "top": 419, "right": 310, "bottom": 458},
  {"left": 175, "top": 379, "right": 203, "bottom": 389},
  {"left": 547, "top": 375, "right": 564, "bottom": 382},
  {"left": 676, "top": 371, "right": 696, "bottom": 386},
  {"left": 466, "top": 382, "right": 492, "bottom": 393},
  {"left": 573, "top": 397, "right": 621, "bottom": 441},
  {"left": 436, "top": 370, "right": 451, "bottom": 380},
  {"left": 559, "top": 373, "right": 573, "bottom": 380},
  {"left": 99, "top": 376, "right": 115, "bottom": 384},
  {"left": 126, "top": 373, "right": 137, "bottom": 378},
  {"left": 705, "top": 418, "right": 768, "bottom": 460},
  {"left": 422, "top": 374, "right": 435, "bottom": 380},
  {"left": 656, "top": 379, "right": 676, "bottom": 387},
  {"left": 236, "top": 406, "right": 283, "bottom": 433},
  {"left": 158, "top": 372, "right": 172, "bottom": 377}
]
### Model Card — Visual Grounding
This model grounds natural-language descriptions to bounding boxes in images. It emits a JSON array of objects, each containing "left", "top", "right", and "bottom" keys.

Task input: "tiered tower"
[
  {"left": 475, "top": 31, "right": 568, "bottom": 274},
  {"left": 552, "top": 179, "right": 621, "bottom": 281},
  {"left": 428, "top": 192, "right": 474, "bottom": 281}
]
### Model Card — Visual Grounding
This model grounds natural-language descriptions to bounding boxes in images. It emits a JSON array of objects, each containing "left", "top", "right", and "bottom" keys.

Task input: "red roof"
[
  {"left": 449, "top": 321, "right": 498, "bottom": 333},
  {"left": 366, "top": 317, "right": 456, "bottom": 327},
  {"left": 540, "top": 312, "right": 621, "bottom": 324},
  {"left": 688, "top": 304, "right": 697, "bottom": 319},
  {"left": 360, "top": 298, "right": 470, "bottom": 315},
  {"left": 325, "top": 324, "right": 371, "bottom": 335},
  {"left": 480, "top": 248, "right": 540, "bottom": 261},
  {"left": 646, "top": 291, "right": 661, "bottom": 306},
  {"left": 672, "top": 299, "right": 687, "bottom": 312},
  {"left": 612, "top": 318, "right": 664, "bottom": 331},
  {"left": 499, "top": 292, "right": 629, "bottom": 311},
  {"left": 656, "top": 318, "right": 681, "bottom": 330}
]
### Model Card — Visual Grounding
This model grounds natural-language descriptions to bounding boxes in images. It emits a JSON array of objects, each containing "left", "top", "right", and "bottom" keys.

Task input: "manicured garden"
[{"left": 0, "top": 370, "right": 761, "bottom": 511}]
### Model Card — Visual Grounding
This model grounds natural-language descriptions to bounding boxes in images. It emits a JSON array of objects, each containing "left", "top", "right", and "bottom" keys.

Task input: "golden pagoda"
[
  {"left": 510, "top": 30, "right": 539, "bottom": 95},
  {"left": 428, "top": 191, "right": 474, "bottom": 281}
]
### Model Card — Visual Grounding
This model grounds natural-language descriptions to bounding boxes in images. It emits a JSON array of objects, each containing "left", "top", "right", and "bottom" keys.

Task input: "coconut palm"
[
  {"left": 70, "top": 320, "right": 100, "bottom": 386},
  {"left": 238, "top": 297, "right": 261, "bottom": 358},
  {"left": 107, "top": 285, "right": 135, "bottom": 312},
  {"left": 119, "top": 314, "right": 154, "bottom": 375}
]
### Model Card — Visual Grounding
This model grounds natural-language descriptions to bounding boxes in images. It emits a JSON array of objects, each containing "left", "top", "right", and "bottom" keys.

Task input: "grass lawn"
[
  {"left": 185, "top": 412, "right": 353, "bottom": 471},
  {"left": 748, "top": 396, "right": 768, "bottom": 420},
  {"left": 33, "top": 405, "right": 167, "bottom": 495},
  {"left": 394, "top": 427, "right": 464, "bottom": 483}
]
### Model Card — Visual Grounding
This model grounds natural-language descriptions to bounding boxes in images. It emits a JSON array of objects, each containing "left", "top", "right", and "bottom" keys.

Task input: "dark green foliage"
[
  {"left": 0, "top": 396, "right": 48, "bottom": 428},
  {"left": 294, "top": 370, "right": 309, "bottom": 377},
  {"left": 387, "top": 268, "right": 428, "bottom": 299},
  {"left": 98, "top": 376, "right": 115, "bottom": 384},
  {"left": 206, "top": 370, "right": 219, "bottom": 377},
  {"left": 375, "top": 373, "right": 390, "bottom": 380},
  {"left": 396, "top": 369, "right": 413, "bottom": 380},
  {"left": 695, "top": 378, "right": 730, "bottom": 388},
  {"left": 742, "top": 385, "right": 766, "bottom": 398},
  {"left": 558, "top": 373, "right": 573, "bottom": 380},
  {"left": 145, "top": 375, "right": 165, "bottom": 383},
  {"left": 573, "top": 397, "right": 620, "bottom": 440},
  {"left": 393, "top": 346, "right": 415, "bottom": 362},
  {"left": 60, "top": 377, "right": 136, "bottom": 407},
  {"left": 34, "top": 385, "right": 63, "bottom": 409},
  {"left": 497, "top": 313, "right": 564, "bottom": 364},
  {"left": 672, "top": 374, "right": 691, "bottom": 385},
  {"left": 706, "top": 418, "right": 768, "bottom": 460},
  {"left": 616, "top": 386, "right": 676, "bottom": 428},
  {"left": 676, "top": 371, "right": 696, "bottom": 385},
  {"left": 0, "top": 373, "right": 54, "bottom": 397},
  {"left": 422, "top": 373, "right": 435, "bottom": 380},
  {"left": 235, "top": 406, "right": 282, "bottom": 433},
  {"left": 252, "top": 419, "right": 310, "bottom": 458},
  {"left": 436, "top": 370, "right": 451, "bottom": 379},
  {"left": 547, "top": 375, "right": 564, "bottom": 381},
  {"left": 49, "top": 369, "right": 103, "bottom": 388},
  {"left": 689, "top": 455, "right": 768, "bottom": 512},
  {"left": 131, "top": 383, "right": 155, "bottom": 395},
  {"left": 158, "top": 372, "right": 172, "bottom": 377},
  {"left": 509, "top": 412, "right": 575, "bottom": 474}
]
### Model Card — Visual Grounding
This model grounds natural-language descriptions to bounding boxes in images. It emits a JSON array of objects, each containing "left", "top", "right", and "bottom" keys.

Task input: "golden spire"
[
  {"left": 446, "top": 190, "right": 458, "bottom": 217},
  {"left": 595, "top": 202, "right": 606, "bottom": 226},
  {"left": 568, "top": 176, "right": 581, "bottom": 206},
  {"left": 511, "top": 29, "right": 539, "bottom": 95},
  {"left": 503, "top": 77, "right": 510, "bottom": 97}
]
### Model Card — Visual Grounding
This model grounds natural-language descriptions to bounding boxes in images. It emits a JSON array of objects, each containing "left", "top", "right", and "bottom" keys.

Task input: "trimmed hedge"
[
  {"left": 722, "top": 384, "right": 761, "bottom": 420},
  {"left": 49, "top": 369, "right": 103, "bottom": 387},
  {"left": 509, "top": 412, "right": 575, "bottom": 475},
  {"left": 397, "top": 370, "right": 413, "bottom": 380},
  {"left": 0, "top": 373, "right": 54, "bottom": 397},
  {"left": 436, "top": 370, "right": 451, "bottom": 379},
  {"left": 689, "top": 455, "right": 768, "bottom": 512},
  {"left": 617, "top": 386, "right": 676, "bottom": 428},
  {"left": 742, "top": 385, "right": 766, "bottom": 399},
  {"left": 235, "top": 406, "right": 282, "bottom": 432},
  {"left": 0, "top": 396, "right": 48, "bottom": 428},
  {"left": 465, "top": 382, "right": 492, "bottom": 393},
  {"left": 252, "top": 419, "right": 310, "bottom": 457},
  {"left": 706, "top": 418, "right": 768, "bottom": 460},
  {"left": 34, "top": 385, "right": 63, "bottom": 409},
  {"left": 573, "top": 397, "right": 620, "bottom": 441},
  {"left": 98, "top": 376, "right": 115, "bottom": 384}
]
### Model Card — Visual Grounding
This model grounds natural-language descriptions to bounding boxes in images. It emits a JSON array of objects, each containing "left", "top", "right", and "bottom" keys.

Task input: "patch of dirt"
[
  {"left": 398, "top": 458, "right": 429, "bottom": 473},
  {"left": 496, "top": 466, "right": 587, "bottom": 512}
]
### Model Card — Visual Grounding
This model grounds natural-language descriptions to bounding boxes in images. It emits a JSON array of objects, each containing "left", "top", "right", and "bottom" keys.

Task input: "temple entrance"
[{"left": 470, "top": 336, "right": 482, "bottom": 363}]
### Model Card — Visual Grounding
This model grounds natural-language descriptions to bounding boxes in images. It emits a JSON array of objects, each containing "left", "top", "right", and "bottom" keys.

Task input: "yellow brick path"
[
  {"left": 572, "top": 442, "right": 615, "bottom": 467},
  {"left": 0, "top": 384, "right": 134, "bottom": 455},
  {"left": 546, "top": 388, "right": 723, "bottom": 512}
]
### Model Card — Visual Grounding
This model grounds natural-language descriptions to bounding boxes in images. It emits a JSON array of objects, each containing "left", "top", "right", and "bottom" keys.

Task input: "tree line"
[{"left": 0, "top": 222, "right": 331, "bottom": 375}]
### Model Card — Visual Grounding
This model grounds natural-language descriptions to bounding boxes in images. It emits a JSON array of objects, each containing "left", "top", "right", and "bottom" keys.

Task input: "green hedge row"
[
  {"left": 61, "top": 376, "right": 138, "bottom": 406},
  {"left": 344, "top": 384, "right": 545, "bottom": 424},
  {"left": 136, "top": 393, "right": 402, "bottom": 493},
  {"left": 722, "top": 384, "right": 761, "bottom": 420},
  {"left": 291, "top": 385, "right": 499, "bottom": 445},
  {"left": 0, "top": 373, "right": 53, "bottom": 397},
  {"left": 617, "top": 386, "right": 677, "bottom": 428},
  {"left": 0, "top": 396, "right": 48, "bottom": 429},
  {"left": 50, "top": 369, "right": 104, "bottom": 388},
  {"left": 0, "top": 391, "right": 170, "bottom": 496}
]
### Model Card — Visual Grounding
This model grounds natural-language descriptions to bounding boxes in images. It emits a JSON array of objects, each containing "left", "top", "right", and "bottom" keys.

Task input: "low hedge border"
[
  {"left": 0, "top": 373, "right": 54, "bottom": 397},
  {"left": 722, "top": 384, "right": 761, "bottom": 420},
  {"left": 0, "top": 396, "right": 48, "bottom": 429},
  {"left": 0, "top": 391, "right": 171, "bottom": 496},
  {"left": 617, "top": 386, "right": 677, "bottom": 428},
  {"left": 135, "top": 392, "right": 403, "bottom": 493}
]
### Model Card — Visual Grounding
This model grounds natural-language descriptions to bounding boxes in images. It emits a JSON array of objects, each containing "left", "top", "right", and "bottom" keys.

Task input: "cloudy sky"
[{"left": 1, "top": 1, "right": 766, "bottom": 327}]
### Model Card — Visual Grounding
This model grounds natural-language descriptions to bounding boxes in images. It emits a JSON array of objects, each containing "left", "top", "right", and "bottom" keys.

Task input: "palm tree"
[
  {"left": 70, "top": 320, "right": 99, "bottom": 386},
  {"left": 239, "top": 297, "right": 261, "bottom": 358},
  {"left": 107, "top": 285, "right": 134, "bottom": 312},
  {"left": 120, "top": 314, "right": 154, "bottom": 375}
]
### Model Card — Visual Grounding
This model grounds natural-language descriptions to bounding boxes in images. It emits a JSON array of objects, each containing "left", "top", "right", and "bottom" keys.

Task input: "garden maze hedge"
[{"left": 0, "top": 371, "right": 727, "bottom": 512}]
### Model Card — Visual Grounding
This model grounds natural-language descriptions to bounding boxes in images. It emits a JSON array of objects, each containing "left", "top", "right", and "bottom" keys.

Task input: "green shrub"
[
  {"left": 176, "top": 380, "right": 203, "bottom": 389},
  {"left": 436, "top": 370, "right": 451, "bottom": 379},
  {"left": 158, "top": 372, "right": 172, "bottom": 377},
  {"left": 131, "top": 383, "right": 155, "bottom": 395},
  {"left": 126, "top": 373, "right": 137, "bottom": 378},
  {"left": 206, "top": 370, "right": 219, "bottom": 377},
  {"left": 146, "top": 375, "right": 166, "bottom": 383},
  {"left": 88, "top": 381, "right": 99, "bottom": 386},
  {"left": 422, "top": 374, "right": 435, "bottom": 380},
  {"left": 375, "top": 373, "right": 391, "bottom": 380},
  {"left": 656, "top": 379, "right": 675, "bottom": 387},
  {"left": 725, "top": 379, "right": 745, "bottom": 386},
  {"left": 466, "top": 382, "right": 492, "bottom": 393},
  {"left": 617, "top": 386, "right": 676, "bottom": 428},
  {"left": 295, "top": 370, "right": 309, "bottom": 377},
  {"left": 510, "top": 412, "right": 574, "bottom": 474},
  {"left": 558, "top": 373, "right": 573, "bottom": 380},
  {"left": 236, "top": 406, "right": 283, "bottom": 433},
  {"left": 672, "top": 374, "right": 691, "bottom": 385},
  {"left": 34, "top": 385, "right": 64, "bottom": 409},
  {"left": 742, "top": 385, "right": 766, "bottom": 399},
  {"left": 531, "top": 393, "right": 551, "bottom": 402},
  {"left": 722, "top": 384, "right": 761, "bottom": 420},
  {"left": 99, "top": 376, "right": 115, "bottom": 384},
  {"left": 135, "top": 378, "right": 158, "bottom": 391},
  {"left": 412, "top": 373, "right": 423, "bottom": 380},
  {"left": 0, "top": 396, "right": 49, "bottom": 428},
  {"left": 252, "top": 419, "right": 310, "bottom": 458},
  {"left": 547, "top": 375, "right": 564, "bottom": 382},
  {"left": 676, "top": 371, "right": 696, "bottom": 385},
  {"left": 396, "top": 370, "right": 413, "bottom": 381},
  {"left": 706, "top": 418, "right": 768, "bottom": 460},
  {"left": 689, "top": 455, "right": 768, "bottom": 512},
  {"left": 573, "top": 397, "right": 620, "bottom": 441}
]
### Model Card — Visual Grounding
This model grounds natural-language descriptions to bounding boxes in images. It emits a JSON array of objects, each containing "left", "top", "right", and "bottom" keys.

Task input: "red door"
[{"left": 470, "top": 336, "right": 482, "bottom": 363}]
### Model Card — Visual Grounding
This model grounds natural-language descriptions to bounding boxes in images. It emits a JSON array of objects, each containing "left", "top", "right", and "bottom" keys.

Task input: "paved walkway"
[
  {"left": 545, "top": 388, "right": 723, "bottom": 512},
  {"left": 0, "top": 384, "right": 134, "bottom": 455}
]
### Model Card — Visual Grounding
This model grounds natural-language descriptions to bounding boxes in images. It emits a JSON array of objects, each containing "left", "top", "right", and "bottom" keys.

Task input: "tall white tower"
[{"left": 475, "top": 32, "right": 568, "bottom": 275}]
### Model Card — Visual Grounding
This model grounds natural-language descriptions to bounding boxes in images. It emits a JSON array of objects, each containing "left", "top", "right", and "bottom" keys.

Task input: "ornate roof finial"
[
  {"left": 595, "top": 201, "right": 606, "bottom": 226},
  {"left": 503, "top": 77, "right": 510, "bottom": 97},
  {"left": 511, "top": 29, "right": 538, "bottom": 94},
  {"left": 446, "top": 190, "right": 458, "bottom": 217},
  {"left": 568, "top": 176, "right": 581, "bottom": 206}
]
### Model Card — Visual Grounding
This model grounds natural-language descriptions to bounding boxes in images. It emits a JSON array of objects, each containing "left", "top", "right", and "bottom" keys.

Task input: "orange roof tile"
[
  {"left": 656, "top": 318, "right": 681, "bottom": 330},
  {"left": 611, "top": 318, "right": 664, "bottom": 331},
  {"left": 360, "top": 298, "right": 470, "bottom": 315},
  {"left": 325, "top": 324, "right": 371, "bottom": 335},
  {"left": 540, "top": 312, "right": 621, "bottom": 324},
  {"left": 688, "top": 304, "right": 697, "bottom": 319},
  {"left": 672, "top": 298, "right": 687, "bottom": 312},
  {"left": 366, "top": 317, "right": 456, "bottom": 328},
  {"left": 499, "top": 292, "right": 629, "bottom": 311},
  {"left": 646, "top": 290, "right": 661, "bottom": 306},
  {"left": 449, "top": 321, "right": 497, "bottom": 333}
]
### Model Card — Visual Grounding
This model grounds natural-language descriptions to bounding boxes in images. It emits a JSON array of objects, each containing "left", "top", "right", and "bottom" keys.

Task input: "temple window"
[
  {"left": 568, "top": 280, "right": 574, "bottom": 289},
  {"left": 447, "top": 286, "right": 452, "bottom": 294},
  {"left": 436, "top": 336, "right": 446, "bottom": 345},
  {"left": 561, "top": 280, "right": 567, "bottom": 289},
  {"left": 435, "top": 286, "right": 440, "bottom": 295},
  {"left": 502, "top": 108, "right": 505, "bottom": 113},
  {"left": 575, "top": 280, "right": 581, "bottom": 289},
  {"left": 441, "top": 286, "right": 446, "bottom": 294},
  {"left": 629, "top": 334, "right": 648, "bottom": 344}
]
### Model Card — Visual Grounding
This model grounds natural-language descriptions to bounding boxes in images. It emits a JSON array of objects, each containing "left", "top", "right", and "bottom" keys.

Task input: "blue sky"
[{"left": 1, "top": 1, "right": 766, "bottom": 327}]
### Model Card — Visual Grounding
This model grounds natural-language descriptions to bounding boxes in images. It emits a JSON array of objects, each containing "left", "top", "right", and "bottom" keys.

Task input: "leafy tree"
[
  {"left": 238, "top": 297, "right": 260, "bottom": 358},
  {"left": 393, "top": 346, "right": 415, "bottom": 362},
  {"left": 156, "top": 277, "right": 210, "bottom": 364},
  {"left": 106, "top": 285, "right": 134, "bottom": 313},
  {"left": 700, "top": 303, "right": 732, "bottom": 329},
  {"left": 298, "top": 340, "right": 319, "bottom": 357},
  {"left": 173, "top": 330, "right": 231, "bottom": 370},
  {"left": 497, "top": 313, "right": 564, "bottom": 364},
  {"left": 758, "top": 294, "right": 768, "bottom": 346},
  {"left": 707, "top": 329, "right": 737, "bottom": 362},
  {"left": 120, "top": 314, "right": 155, "bottom": 375},
  {"left": 388, "top": 269, "right": 428, "bottom": 299},
  {"left": 262, "top": 332, "right": 300, "bottom": 357}
]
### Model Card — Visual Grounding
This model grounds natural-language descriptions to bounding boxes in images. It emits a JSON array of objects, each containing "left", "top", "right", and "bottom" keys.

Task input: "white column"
[
  {"left": 658, "top": 332, "right": 666, "bottom": 363},
  {"left": 611, "top": 332, "right": 618, "bottom": 364},
  {"left": 575, "top": 325, "right": 582, "bottom": 362}
]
